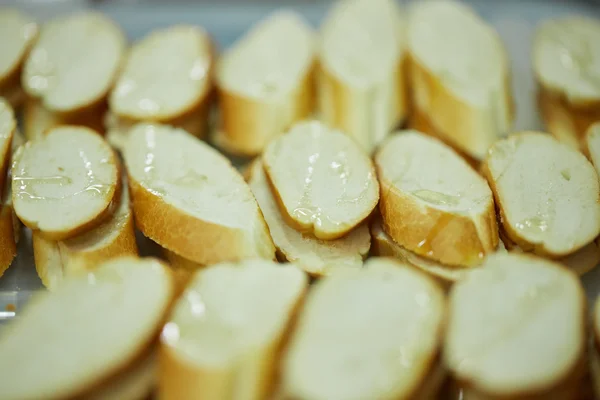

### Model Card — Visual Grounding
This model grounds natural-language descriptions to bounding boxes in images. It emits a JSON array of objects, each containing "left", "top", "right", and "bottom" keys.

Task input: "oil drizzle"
[{"left": 415, "top": 214, "right": 454, "bottom": 258}]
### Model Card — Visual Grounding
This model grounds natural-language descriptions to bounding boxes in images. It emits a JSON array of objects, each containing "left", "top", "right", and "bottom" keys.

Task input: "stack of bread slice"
[
  {"left": 213, "top": 11, "right": 316, "bottom": 156},
  {"left": 21, "top": 12, "right": 126, "bottom": 140},
  {"left": 106, "top": 25, "right": 214, "bottom": 151},
  {"left": 534, "top": 17, "right": 600, "bottom": 151},
  {"left": 0, "top": 257, "right": 172, "bottom": 400}
]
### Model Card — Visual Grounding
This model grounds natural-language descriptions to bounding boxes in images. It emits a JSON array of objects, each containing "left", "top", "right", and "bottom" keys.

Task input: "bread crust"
[
  {"left": 0, "top": 99, "right": 16, "bottom": 200},
  {"left": 0, "top": 203, "right": 17, "bottom": 279}
]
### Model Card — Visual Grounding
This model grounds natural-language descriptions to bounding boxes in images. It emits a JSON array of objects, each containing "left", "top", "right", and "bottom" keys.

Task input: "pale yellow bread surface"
[
  {"left": 0, "top": 98, "right": 16, "bottom": 199},
  {"left": 375, "top": 131, "right": 498, "bottom": 266},
  {"left": 22, "top": 12, "right": 125, "bottom": 113},
  {"left": 407, "top": 0, "right": 512, "bottom": 160},
  {"left": 248, "top": 159, "right": 370, "bottom": 276},
  {"left": 318, "top": 0, "right": 406, "bottom": 153},
  {"left": 445, "top": 253, "right": 585, "bottom": 397},
  {"left": 123, "top": 123, "right": 275, "bottom": 265},
  {"left": 0, "top": 9, "right": 38, "bottom": 88},
  {"left": 483, "top": 132, "right": 600, "bottom": 257},
  {"left": 0, "top": 257, "right": 173, "bottom": 400},
  {"left": 215, "top": 11, "right": 316, "bottom": 156},
  {"left": 282, "top": 258, "right": 445, "bottom": 400},
  {"left": 586, "top": 122, "right": 600, "bottom": 172},
  {"left": 159, "top": 260, "right": 307, "bottom": 400},
  {"left": 12, "top": 126, "right": 119, "bottom": 240},
  {"left": 263, "top": 120, "right": 379, "bottom": 240}
]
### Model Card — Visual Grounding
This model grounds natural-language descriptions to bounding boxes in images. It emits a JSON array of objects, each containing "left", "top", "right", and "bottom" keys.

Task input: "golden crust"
[{"left": 0, "top": 203, "right": 17, "bottom": 279}]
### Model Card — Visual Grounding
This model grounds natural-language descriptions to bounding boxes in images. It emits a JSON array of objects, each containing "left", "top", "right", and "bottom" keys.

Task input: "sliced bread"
[
  {"left": 0, "top": 257, "right": 173, "bottom": 400},
  {"left": 282, "top": 257, "right": 446, "bottom": 400},
  {"left": 375, "top": 131, "right": 498, "bottom": 266},
  {"left": 407, "top": 0, "right": 513, "bottom": 160},
  {"left": 123, "top": 123, "right": 275, "bottom": 264},
  {"left": 318, "top": 0, "right": 406, "bottom": 153},
  {"left": 214, "top": 11, "right": 316, "bottom": 156},
  {"left": 445, "top": 253, "right": 586, "bottom": 397},
  {"left": 248, "top": 158, "right": 370, "bottom": 276},
  {"left": 159, "top": 260, "right": 307, "bottom": 400},
  {"left": 0, "top": 98, "right": 16, "bottom": 199},
  {"left": 263, "top": 120, "right": 379, "bottom": 240},
  {"left": 483, "top": 132, "right": 600, "bottom": 257},
  {"left": 12, "top": 126, "right": 119, "bottom": 240}
]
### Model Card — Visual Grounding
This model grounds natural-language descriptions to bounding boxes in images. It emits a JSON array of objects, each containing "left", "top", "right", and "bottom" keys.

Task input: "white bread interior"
[
  {"left": 12, "top": 125, "right": 119, "bottom": 240},
  {"left": 123, "top": 123, "right": 275, "bottom": 264},
  {"left": 483, "top": 132, "right": 600, "bottom": 257},
  {"left": 586, "top": 122, "right": 600, "bottom": 172},
  {"left": 0, "top": 257, "right": 173, "bottom": 400},
  {"left": 375, "top": 130, "right": 498, "bottom": 266},
  {"left": 263, "top": 120, "right": 379, "bottom": 240},
  {"left": 248, "top": 158, "right": 370, "bottom": 276},
  {"left": 445, "top": 252, "right": 585, "bottom": 397},
  {"left": 215, "top": 11, "right": 316, "bottom": 156},
  {"left": 0, "top": 98, "right": 16, "bottom": 199},
  {"left": 407, "top": 0, "right": 512, "bottom": 160},
  {"left": 318, "top": 0, "right": 406, "bottom": 153},
  {"left": 282, "top": 257, "right": 445, "bottom": 400},
  {"left": 159, "top": 259, "right": 307, "bottom": 400}
]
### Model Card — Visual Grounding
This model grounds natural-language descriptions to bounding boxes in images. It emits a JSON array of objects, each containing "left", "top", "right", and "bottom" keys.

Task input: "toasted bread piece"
[
  {"left": 282, "top": 258, "right": 445, "bottom": 400},
  {"left": 0, "top": 257, "right": 173, "bottom": 400},
  {"left": 159, "top": 260, "right": 307, "bottom": 400},
  {"left": 214, "top": 11, "right": 316, "bottom": 156},
  {"left": 483, "top": 132, "right": 600, "bottom": 257},
  {"left": 263, "top": 121, "right": 379, "bottom": 240},
  {"left": 0, "top": 98, "right": 16, "bottom": 199},
  {"left": 585, "top": 122, "right": 600, "bottom": 170},
  {"left": 375, "top": 131, "right": 498, "bottom": 266},
  {"left": 445, "top": 253, "right": 586, "bottom": 397},
  {"left": 248, "top": 158, "right": 370, "bottom": 276},
  {"left": 318, "top": 0, "right": 406, "bottom": 153},
  {"left": 407, "top": 0, "right": 513, "bottom": 160},
  {"left": 123, "top": 123, "right": 275, "bottom": 264},
  {"left": 12, "top": 126, "right": 119, "bottom": 240}
]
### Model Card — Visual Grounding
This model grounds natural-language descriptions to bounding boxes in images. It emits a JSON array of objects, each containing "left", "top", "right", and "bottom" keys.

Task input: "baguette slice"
[
  {"left": 282, "top": 258, "right": 445, "bottom": 400},
  {"left": 375, "top": 131, "right": 498, "bottom": 266},
  {"left": 12, "top": 126, "right": 119, "bottom": 240},
  {"left": 318, "top": 0, "right": 406, "bottom": 153},
  {"left": 263, "top": 120, "right": 379, "bottom": 240},
  {"left": 0, "top": 98, "right": 16, "bottom": 199},
  {"left": 483, "top": 132, "right": 600, "bottom": 257},
  {"left": 214, "top": 11, "right": 316, "bottom": 156},
  {"left": 159, "top": 260, "right": 307, "bottom": 400},
  {"left": 445, "top": 253, "right": 586, "bottom": 397},
  {"left": 0, "top": 257, "right": 173, "bottom": 400},
  {"left": 248, "top": 158, "right": 370, "bottom": 276},
  {"left": 407, "top": 0, "right": 513, "bottom": 160},
  {"left": 123, "top": 123, "right": 275, "bottom": 264}
]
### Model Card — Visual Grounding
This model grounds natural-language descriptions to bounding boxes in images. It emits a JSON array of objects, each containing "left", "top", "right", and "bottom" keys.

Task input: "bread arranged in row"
[
  {"left": 106, "top": 25, "right": 214, "bottom": 150},
  {"left": 318, "top": 0, "right": 406, "bottom": 153},
  {"left": 123, "top": 123, "right": 275, "bottom": 264},
  {"left": 214, "top": 11, "right": 316, "bottom": 156}
]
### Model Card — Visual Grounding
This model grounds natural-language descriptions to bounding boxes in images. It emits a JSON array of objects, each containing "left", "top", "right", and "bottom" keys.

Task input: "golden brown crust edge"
[{"left": 0, "top": 203, "right": 17, "bottom": 278}]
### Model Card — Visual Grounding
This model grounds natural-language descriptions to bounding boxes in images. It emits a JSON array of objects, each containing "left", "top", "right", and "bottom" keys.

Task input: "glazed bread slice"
[
  {"left": 445, "top": 253, "right": 586, "bottom": 397},
  {"left": 214, "top": 11, "right": 316, "bottom": 156},
  {"left": 107, "top": 25, "right": 214, "bottom": 149},
  {"left": 123, "top": 123, "right": 275, "bottom": 264},
  {"left": 0, "top": 257, "right": 173, "bottom": 400},
  {"left": 318, "top": 0, "right": 406, "bottom": 153},
  {"left": 12, "top": 126, "right": 119, "bottom": 240},
  {"left": 248, "top": 159, "right": 370, "bottom": 276},
  {"left": 586, "top": 122, "right": 600, "bottom": 171},
  {"left": 483, "top": 132, "right": 600, "bottom": 257},
  {"left": 263, "top": 120, "right": 379, "bottom": 240},
  {"left": 159, "top": 260, "right": 307, "bottom": 400},
  {"left": 0, "top": 98, "right": 16, "bottom": 199},
  {"left": 375, "top": 131, "right": 498, "bottom": 266},
  {"left": 282, "top": 258, "right": 446, "bottom": 400},
  {"left": 407, "top": 0, "right": 513, "bottom": 160}
]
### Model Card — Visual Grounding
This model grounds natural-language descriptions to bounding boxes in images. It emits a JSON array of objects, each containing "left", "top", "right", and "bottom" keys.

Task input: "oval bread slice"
[
  {"left": 0, "top": 257, "right": 173, "bottom": 400},
  {"left": 248, "top": 159, "right": 370, "bottom": 276},
  {"left": 483, "top": 132, "right": 600, "bottom": 257},
  {"left": 445, "top": 253, "right": 586, "bottom": 397},
  {"left": 263, "top": 120, "right": 379, "bottom": 240},
  {"left": 159, "top": 260, "right": 307, "bottom": 400},
  {"left": 375, "top": 131, "right": 498, "bottom": 266},
  {"left": 282, "top": 257, "right": 446, "bottom": 400},
  {"left": 318, "top": 0, "right": 406, "bottom": 153},
  {"left": 12, "top": 126, "right": 119, "bottom": 240},
  {"left": 123, "top": 123, "right": 275, "bottom": 264}
]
